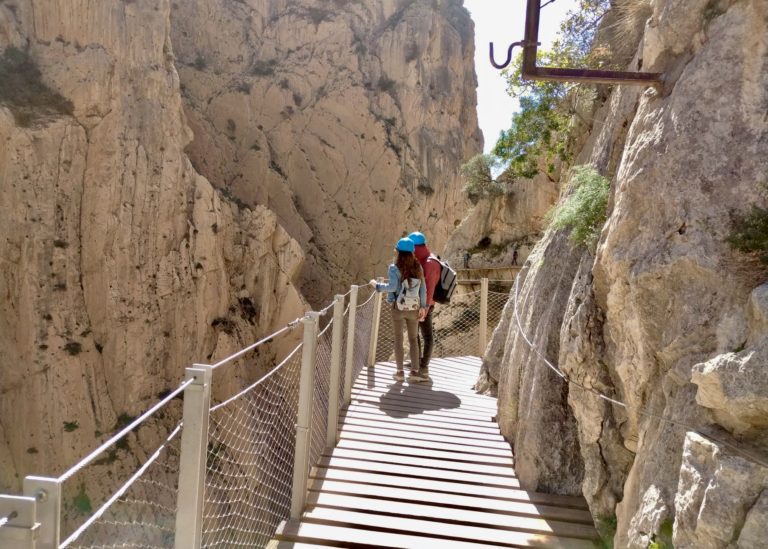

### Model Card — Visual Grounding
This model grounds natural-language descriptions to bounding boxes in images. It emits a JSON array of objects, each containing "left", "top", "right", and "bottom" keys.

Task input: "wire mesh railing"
[{"left": 0, "top": 278, "right": 503, "bottom": 548}]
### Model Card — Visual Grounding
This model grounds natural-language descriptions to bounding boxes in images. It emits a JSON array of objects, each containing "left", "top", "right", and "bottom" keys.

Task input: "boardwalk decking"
[{"left": 272, "top": 357, "right": 598, "bottom": 548}]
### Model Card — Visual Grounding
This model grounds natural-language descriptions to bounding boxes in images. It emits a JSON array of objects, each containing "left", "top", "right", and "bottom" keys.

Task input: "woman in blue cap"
[{"left": 370, "top": 237, "right": 429, "bottom": 382}]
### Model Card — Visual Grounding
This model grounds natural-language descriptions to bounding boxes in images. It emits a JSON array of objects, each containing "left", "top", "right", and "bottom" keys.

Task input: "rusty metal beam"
[{"left": 521, "top": 0, "right": 662, "bottom": 86}]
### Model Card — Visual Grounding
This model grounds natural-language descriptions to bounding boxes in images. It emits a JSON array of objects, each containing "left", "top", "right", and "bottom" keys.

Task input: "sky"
[{"left": 463, "top": 0, "right": 579, "bottom": 153}]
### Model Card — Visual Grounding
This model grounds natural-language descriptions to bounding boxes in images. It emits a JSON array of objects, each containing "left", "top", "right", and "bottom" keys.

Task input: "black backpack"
[{"left": 429, "top": 255, "right": 457, "bottom": 304}]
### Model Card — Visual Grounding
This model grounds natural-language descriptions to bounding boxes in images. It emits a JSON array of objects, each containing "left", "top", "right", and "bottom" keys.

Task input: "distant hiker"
[
  {"left": 409, "top": 231, "right": 442, "bottom": 380},
  {"left": 370, "top": 237, "right": 428, "bottom": 383},
  {"left": 463, "top": 250, "right": 471, "bottom": 269},
  {"left": 512, "top": 248, "right": 518, "bottom": 266}
]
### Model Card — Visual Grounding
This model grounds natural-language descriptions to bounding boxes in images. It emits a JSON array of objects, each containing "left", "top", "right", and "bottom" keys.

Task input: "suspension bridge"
[{"left": 0, "top": 279, "right": 598, "bottom": 548}]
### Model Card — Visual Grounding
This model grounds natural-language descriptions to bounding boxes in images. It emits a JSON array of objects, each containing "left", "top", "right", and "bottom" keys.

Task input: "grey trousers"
[{"left": 391, "top": 306, "right": 420, "bottom": 372}]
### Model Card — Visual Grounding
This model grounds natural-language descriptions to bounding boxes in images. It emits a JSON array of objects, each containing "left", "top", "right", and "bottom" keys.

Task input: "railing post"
[
  {"left": 479, "top": 277, "right": 489, "bottom": 356},
  {"left": 22, "top": 476, "right": 61, "bottom": 549},
  {"left": 367, "top": 290, "right": 383, "bottom": 367},
  {"left": 174, "top": 364, "right": 213, "bottom": 549},
  {"left": 0, "top": 494, "right": 38, "bottom": 548},
  {"left": 326, "top": 295, "right": 345, "bottom": 448},
  {"left": 343, "top": 286, "right": 359, "bottom": 406},
  {"left": 291, "top": 312, "right": 320, "bottom": 519}
]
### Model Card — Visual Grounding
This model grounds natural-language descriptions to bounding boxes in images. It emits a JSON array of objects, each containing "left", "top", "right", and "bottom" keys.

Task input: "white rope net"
[
  {"left": 61, "top": 412, "right": 184, "bottom": 548},
  {"left": 201, "top": 343, "right": 303, "bottom": 548},
  {"left": 375, "top": 287, "right": 509, "bottom": 363}
]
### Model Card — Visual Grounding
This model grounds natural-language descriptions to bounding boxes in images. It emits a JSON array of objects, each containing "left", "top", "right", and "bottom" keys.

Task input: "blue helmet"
[
  {"left": 395, "top": 237, "right": 415, "bottom": 253},
  {"left": 408, "top": 231, "right": 426, "bottom": 246}
]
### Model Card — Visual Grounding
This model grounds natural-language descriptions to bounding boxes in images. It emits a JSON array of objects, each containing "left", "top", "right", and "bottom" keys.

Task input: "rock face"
[
  {"left": 0, "top": 0, "right": 305, "bottom": 505},
  {"left": 170, "top": 0, "right": 482, "bottom": 304},
  {"left": 482, "top": 0, "right": 768, "bottom": 545}
]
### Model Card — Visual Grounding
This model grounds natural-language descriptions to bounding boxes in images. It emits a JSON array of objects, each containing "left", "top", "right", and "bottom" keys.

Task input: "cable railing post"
[
  {"left": 0, "top": 494, "right": 38, "bottom": 548},
  {"left": 343, "top": 285, "right": 359, "bottom": 406},
  {"left": 326, "top": 295, "right": 345, "bottom": 448},
  {"left": 174, "top": 364, "right": 213, "bottom": 549},
  {"left": 291, "top": 312, "right": 320, "bottom": 519},
  {"left": 479, "top": 277, "right": 489, "bottom": 356},
  {"left": 367, "top": 290, "right": 383, "bottom": 367},
  {"left": 21, "top": 476, "right": 61, "bottom": 549}
]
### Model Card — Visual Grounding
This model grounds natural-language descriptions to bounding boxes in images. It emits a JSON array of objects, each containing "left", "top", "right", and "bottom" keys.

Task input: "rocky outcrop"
[
  {"left": 0, "top": 0, "right": 305, "bottom": 506},
  {"left": 444, "top": 172, "right": 559, "bottom": 267},
  {"left": 482, "top": 0, "right": 768, "bottom": 545},
  {"left": 170, "top": 0, "right": 482, "bottom": 304}
]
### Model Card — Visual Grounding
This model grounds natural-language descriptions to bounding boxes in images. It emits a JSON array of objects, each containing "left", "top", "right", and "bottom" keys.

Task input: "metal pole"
[
  {"left": 479, "top": 277, "right": 489, "bottom": 356},
  {"left": 0, "top": 494, "right": 37, "bottom": 548},
  {"left": 23, "top": 476, "right": 60, "bottom": 549},
  {"left": 343, "top": 286, "right": 359, "bottom": 406},
  {"left": 326, "top": 295, "right": 345, "bottom": 448},
  {"left": 290, "top": 312, "right": 320, "bottom": 519},
  {"left": 174, "top": 364, "right": 213, "bottom": 549},
  {"left": 367, "top": 291, "right": 383, "bottom": 367}
]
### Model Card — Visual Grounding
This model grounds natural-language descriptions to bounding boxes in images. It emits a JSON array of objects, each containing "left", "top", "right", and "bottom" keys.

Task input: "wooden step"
[
  {"left": 346, "top": 400, "right": 497, "bottom": 426},
  {"left": 341, "top": 407, "right": 502, "bottom": 434},
  {"left": 337, "top": 430, "right": 513, "bottom": 458},
  {"left": 335, "top": 438, "right": 514, "bottom": 466},
  {"left": 338, "top": 423, "right": 510, "bottom": 451}
]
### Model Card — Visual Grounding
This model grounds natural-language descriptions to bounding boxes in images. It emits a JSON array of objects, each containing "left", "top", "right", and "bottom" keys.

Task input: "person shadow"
[{"left": 379, "top": 380, "right": 462, "bottom": 419}]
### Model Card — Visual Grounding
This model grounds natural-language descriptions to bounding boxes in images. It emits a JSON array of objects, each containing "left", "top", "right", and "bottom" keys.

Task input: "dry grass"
[{"left": 602, "top": 0, "right": 653, "bottom": 64}]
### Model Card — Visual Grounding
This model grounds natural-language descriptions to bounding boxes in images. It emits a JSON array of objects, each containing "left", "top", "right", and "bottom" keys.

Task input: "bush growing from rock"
[{"left": 549, "top": 165, "right": 609, "bottom": 249}]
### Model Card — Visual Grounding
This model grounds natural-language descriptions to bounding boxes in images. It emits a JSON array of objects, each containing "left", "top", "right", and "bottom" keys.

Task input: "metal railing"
[{"left": 0, "top": 279, "right": 501, "bottom": 548}]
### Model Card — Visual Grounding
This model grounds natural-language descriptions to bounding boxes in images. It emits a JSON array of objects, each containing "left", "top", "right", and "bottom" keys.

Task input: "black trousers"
[{"left": 418, "top": 305, "right": 434, "bottom": 371}]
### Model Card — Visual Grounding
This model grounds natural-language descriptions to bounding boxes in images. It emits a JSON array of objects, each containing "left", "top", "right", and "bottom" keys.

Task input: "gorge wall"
[
  {"left": 480, "top": 0, "right": 768, "bottom": 546},
  {"left": 0, "top": 0, "right": 480, "bottom": 518},
  {"left": 170, "top": 0, "right": 481, "bottom": 304}
]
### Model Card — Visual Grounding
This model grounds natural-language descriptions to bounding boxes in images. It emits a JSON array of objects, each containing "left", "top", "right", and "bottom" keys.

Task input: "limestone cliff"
[
  {"left": 481, "top": 0, "right": 768, "bottom": 546},
  {"left": 0, "top": 0, "right": 305, "bottom": 504},
  {"left": 170, "top": 0, "right": 482, "bottom": 304}
]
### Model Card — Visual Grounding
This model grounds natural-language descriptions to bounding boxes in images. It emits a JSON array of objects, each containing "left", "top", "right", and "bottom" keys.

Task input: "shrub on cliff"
[
  {"left": 549, "top": 165, "right": 610, "bottom": 249},
  {"left": 728, "top": 205, "right": 768, "bottom": 263},
  {"left": 0, "top": 47, "right": 74, "bottom": 127}
]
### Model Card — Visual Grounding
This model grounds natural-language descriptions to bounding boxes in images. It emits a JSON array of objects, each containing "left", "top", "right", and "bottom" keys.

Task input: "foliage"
[
  {"left": 0, "top": 47, "right": 73, "bottom": 126},
  {"left": 594, "top": 514, "right": 618, "bottom": 549},
  {"left": 73, "top": 484, "right": 92, "bottom": 514},
  {"left": 549, "top": 165, "right": 610, "bottom": 249},
  {"left": 460, "top": 154, "right": 507, "bottom": 204},
  {"left": 727, "top": 206, "right": 768, "bottom": 263},
  {"left": 491, "top": 0, "right": 615, "bottom": 179}
]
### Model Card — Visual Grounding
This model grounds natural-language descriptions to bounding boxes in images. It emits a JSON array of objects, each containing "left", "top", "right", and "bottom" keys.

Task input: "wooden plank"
[
  {"left": 348, "top": 398, "right": 498, "bottom": 428},
  {"left": 343, "top": 419, "right": 510, "bottom": 449},
  {"left": 343, "top": 406, "right": 500, "bottom": 431},
  {"left": 324, "top": 447, "right": 518, "bottom": 479},
  {"left": 352, "top": 377, "right": 496, "bottom": 403},
  {"left": 317, "top": 455, "right": 521, "bottom": 488},
  {"left": 310, "top": 468, "right": 588, "bottom": 509},
  {"left": 268, "top": 542, "right": 344, "bottom": 549},
  {"left": 335, "top": 438, "right": 514, "bottom": 466},
  {"left": 339, "top": 415, "right": 505, "bottom": 441},
  {"left": 363, "top": 365, "right": 485, "bottom": 386},
  {"left": 337, "top": 430, "right": 513, "bottom": 458},
  {"left": 351, "top": 387, "right": 496, "bottom": 413},
  {"left": 277, "top": 519, "right": 592, "bottom": 549},
  {"left": 306, "top": 493, "right": 598, "bottom": 539},
  {"left": 307, "top": 480, "right": 594, "bottom": 523}
]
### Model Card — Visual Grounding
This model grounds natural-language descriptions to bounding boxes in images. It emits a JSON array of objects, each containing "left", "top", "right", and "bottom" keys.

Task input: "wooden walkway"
[{"left": 272, "top": 357, "right": 597, "bottom": 548}]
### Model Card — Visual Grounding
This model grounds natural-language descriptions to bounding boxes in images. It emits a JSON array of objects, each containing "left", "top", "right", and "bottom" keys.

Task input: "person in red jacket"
[{"left": 408, "top": 231, "right": 440, "bottom": 379}]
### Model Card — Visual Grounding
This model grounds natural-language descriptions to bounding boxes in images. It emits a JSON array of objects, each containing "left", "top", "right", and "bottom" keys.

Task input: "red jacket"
[{"left": 415, "top": 245, "right": 440, "bottom": 306}]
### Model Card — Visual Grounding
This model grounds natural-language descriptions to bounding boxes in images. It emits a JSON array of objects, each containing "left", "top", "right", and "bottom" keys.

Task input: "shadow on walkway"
[{"left": 379, "top": 381, "right": 461, "bottom": 419}]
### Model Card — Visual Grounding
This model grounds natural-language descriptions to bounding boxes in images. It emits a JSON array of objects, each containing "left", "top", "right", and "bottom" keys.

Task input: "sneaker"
[
  {"left": 408, "top": 371, "right": 429, "bottom": 383},
  {"left": 393, "top": 371, "right": 405, "bottom": 382}
]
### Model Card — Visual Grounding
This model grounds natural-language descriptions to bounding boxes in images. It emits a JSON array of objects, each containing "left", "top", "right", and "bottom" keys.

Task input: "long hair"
[{"left": 395, "top": 251, "right": 424, "bottom": 287}]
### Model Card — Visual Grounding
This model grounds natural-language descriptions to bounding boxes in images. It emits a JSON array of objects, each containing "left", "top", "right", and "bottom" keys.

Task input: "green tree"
[
  {"left": 549, "top": 165, "right": 610, "bottom": 249},
  {"left": 460, "top": 154, "right": 506, "bottom": 204}
]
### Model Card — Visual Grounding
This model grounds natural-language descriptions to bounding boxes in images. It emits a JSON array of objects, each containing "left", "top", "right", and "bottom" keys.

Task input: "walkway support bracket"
[
  {"left": 326, "top": 295, "right": 345, "bottom": 448},
  {"left": 343, "top": 286, "right": 359, "bottom": 406},
  {"left": 175, "top": 364, "right": 213, "bottom": 549},
  {"left": 516, "top": 0, "right": 662, "bottom": 86},
  {"left": 291, "top": 312, "right": 321, "bottom": 519}
]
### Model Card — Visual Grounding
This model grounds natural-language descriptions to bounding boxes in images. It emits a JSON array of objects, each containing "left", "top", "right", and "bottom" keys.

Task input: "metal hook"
[{"left": 489, "top": 41, "right": 524, "bottom": 69}]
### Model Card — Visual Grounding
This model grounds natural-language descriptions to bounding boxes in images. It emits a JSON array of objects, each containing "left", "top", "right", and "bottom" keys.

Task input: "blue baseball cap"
[
  {"left": 408, "top": 231, "right": 426, "bottom": 245},
  {"left": 395, "top": 237, "right": 415, "bottom": 252}
]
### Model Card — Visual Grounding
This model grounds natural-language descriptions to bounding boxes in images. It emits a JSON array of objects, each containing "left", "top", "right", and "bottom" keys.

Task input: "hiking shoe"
[
  {"left": 408, "top": 371, "right": 429, "bottom": 383},
  {"left": 393, "top": 371, "right": 405, "bottom": 382}
]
